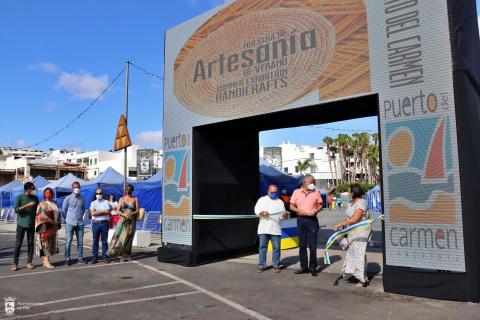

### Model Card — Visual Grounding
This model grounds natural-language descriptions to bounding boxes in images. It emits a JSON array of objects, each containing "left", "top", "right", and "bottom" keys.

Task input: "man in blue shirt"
[
  {"left": 62, "top": 181, "right": 86, "bottom": 265},
  {"left": 90, "top": 188, "right": 112, "bottom": 264}
]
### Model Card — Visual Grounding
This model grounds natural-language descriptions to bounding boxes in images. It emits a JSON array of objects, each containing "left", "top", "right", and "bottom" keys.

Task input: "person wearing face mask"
[
  {"left": 35, "top": 188, "right": 61, "bottom": 269},
  {"left": 108, "top": 184, "right": 139, "bottom": 262},
  {"left": 254, "top": 185, "right": 289, "bottom": 273},
  {"left": 62, "top": 181, "right": 86, "bottom": 266},
  {"left": 290, "top": 175, "right": 323, "bottom": 276},
  {"left": 89, "top": 188, "right": 112, "bottom": 264},
  {"left": 11, "top": 182, "right": 39, "bottom": 271}
]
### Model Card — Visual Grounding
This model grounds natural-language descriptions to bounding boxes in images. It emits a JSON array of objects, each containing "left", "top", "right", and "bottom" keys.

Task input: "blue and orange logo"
[
  {"left": 163, "top": 150, "right": 190, "bottom": 216},
  {"left": 386, "top": 116, "right": 456, "bottom": 224}
]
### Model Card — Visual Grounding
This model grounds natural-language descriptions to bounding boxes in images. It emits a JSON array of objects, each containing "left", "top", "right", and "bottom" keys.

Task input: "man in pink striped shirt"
[{"left": 290, "top": 175, "right": 323, "bottom": 276}]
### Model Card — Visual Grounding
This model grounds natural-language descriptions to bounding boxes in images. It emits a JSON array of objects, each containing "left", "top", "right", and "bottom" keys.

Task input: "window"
[
  {"left": 309, "top": 153, "right": 314, "bottom": 159},
  {"left": 295, "top": 166, "right": 299, "bottom": 173},
  {"left": 94, "top": 158, "right": 98, "bottom": 165},
  {"left": 83, "top": 158, "right": 89, "bottom": 166},
  {"left": 284, "top": 167, "right": 288, "bottom": 173}
]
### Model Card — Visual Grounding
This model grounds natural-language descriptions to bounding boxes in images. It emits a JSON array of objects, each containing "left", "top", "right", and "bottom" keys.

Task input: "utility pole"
[{"left": 124, "top": 60, "right": 130, "bottom": 191}]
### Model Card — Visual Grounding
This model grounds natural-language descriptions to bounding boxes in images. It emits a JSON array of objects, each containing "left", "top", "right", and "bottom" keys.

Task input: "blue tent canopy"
[
  {"left": 130, "top": 170, "right": 163, "bottom": 212},
  {"left": 42, "top": 173, "right": 87, "bottom": 194},
  {"left": 259, "top": 159, "right": 304, "bottom": 196},
  {"left": 144, "top": 171, "right": 162, "bottom": 183},
  {"left": 0, "top": 180, "right": 22, "bottom": 193},
  {"left": 0, "top": 180, "right": 22, "bottom": 208},
  {"left": 84, "top": 167, "right": 135, "bottom": 187},
  {"left": 10, "top": 176, "right": 50, "bottom": 205},
  {"left": 133, "top": 181, "right": 162, "bottom": 212},
  {"left": 39, "top": 173, "right": 88, "bottom": 202},
  {"left": 79, "top": 167, "right": 135, "bottom": 210}
]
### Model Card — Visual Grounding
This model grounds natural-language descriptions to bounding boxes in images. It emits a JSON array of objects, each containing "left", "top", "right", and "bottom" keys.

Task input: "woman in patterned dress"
[
  {"left": 333, "top": 183, "right": 371, "bottom": 287},
  {"left": 35, "top": 187, "right": 61, "bottom": 269},
  {"left": 108, "top": 184, "right": 139, "bottom": 262}
]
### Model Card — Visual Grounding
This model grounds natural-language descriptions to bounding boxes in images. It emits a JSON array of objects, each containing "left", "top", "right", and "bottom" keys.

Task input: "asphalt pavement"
[{"left": 0, "top": 213, "right": 479, "bottom": 320}]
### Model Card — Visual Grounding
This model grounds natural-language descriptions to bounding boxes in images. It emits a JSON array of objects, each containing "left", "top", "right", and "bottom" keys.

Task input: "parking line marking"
[
  {"left": 31, "top": 281, "right": 180, "bottom": 307},
  {"left": 0, "top": 261, "right": 130, "bottom": 279},
  {"left": 12, "top": 291, "right": 200, "bottom": 319},
  {"left": 133, "top": 261, "right": 273, "bottom": 320}
]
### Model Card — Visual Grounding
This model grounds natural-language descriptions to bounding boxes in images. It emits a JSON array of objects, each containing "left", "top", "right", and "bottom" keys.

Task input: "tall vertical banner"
[{"left": 163, "top": 0, "right": 479, "bottom": 284}]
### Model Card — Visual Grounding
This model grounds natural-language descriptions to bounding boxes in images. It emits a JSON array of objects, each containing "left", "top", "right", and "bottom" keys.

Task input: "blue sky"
[{"left": 0, "top": 1, "right": 479, "bottom": 151}]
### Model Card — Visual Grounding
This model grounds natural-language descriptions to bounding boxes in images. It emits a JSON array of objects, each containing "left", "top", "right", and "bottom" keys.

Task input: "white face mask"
[
  {"left": 307, "top": 183, "right": 315, "bottom": 191},
  {"left": 96, "top": 194, "right": 103, "bottom": 200},
  {"left": 73, "top": 188, "right": 80, "bottom": 195}
]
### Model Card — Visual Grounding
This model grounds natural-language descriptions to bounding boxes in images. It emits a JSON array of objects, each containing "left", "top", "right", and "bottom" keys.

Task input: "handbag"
[{"left": 136, "top": 208, "right": 145, "bottom": 221}]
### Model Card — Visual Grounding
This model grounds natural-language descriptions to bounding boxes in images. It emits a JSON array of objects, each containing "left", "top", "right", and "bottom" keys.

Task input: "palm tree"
[
  {"left": 351, "top": 133, "right": 361, "bottom": 183},
  {"left": 372, "top": 133, "right": 379, "bottom": 146},
  {"left": 336, "top": 134, "right": 351, "bottom": 184},
  {"left": 323, "top": 136, "right": 335, "bottom": 186},
  {"left": 367, "top": 144, "right": 380, "bottom": 184},
  {"left": 297, "top": 159, "right": 314, "bottom": 174},
  {"left": 329, "top": 141, "right": 339, "bottom": 187},
  {"left": 357, "top": 132, "right": 371, "bottom": 181}
]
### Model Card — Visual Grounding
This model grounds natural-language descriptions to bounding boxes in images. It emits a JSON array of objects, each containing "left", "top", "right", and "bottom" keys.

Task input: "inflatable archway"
[{"left": 160, "top": 0, "right": 480, "bottom": 302}]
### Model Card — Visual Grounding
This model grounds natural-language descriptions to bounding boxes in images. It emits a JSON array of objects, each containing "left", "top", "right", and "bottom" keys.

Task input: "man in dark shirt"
[{"left": 12, "top": 182, "right": 39, "bottom": 271}]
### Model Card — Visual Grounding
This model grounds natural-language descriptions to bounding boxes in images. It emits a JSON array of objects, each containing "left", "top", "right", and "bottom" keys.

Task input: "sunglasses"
[{"left": 95, "top": 193, "right": 103, "bottom": 195}]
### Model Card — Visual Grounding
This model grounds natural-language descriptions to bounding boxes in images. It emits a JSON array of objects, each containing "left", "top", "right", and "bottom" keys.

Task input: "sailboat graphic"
[
  {"left": 424, "top": 119, "right": 446, "bottom": 180},
  {"left": 178, "top": 151, "right": 188, "bottom": 191},
  {"left": 388, "top": 116, "right": 456, "bottom": 224}
]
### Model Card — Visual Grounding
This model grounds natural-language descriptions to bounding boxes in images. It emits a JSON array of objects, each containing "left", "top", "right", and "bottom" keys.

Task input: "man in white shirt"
[
  {"left": 90, "top": 188, "right": 112, "bottom": 264},
  {"left": 254, "top": 184, "right": 288, "bottom": 273}
]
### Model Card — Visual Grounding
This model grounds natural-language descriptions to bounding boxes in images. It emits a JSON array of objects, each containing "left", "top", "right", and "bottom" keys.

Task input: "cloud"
[
  {"left": 15, "top": 139, "right": 27, "bottom": 148},
  {"left": 28, "top": 62, "right": 61, "bottom": 73},
  {"left": 135, "top": 130, "right": 163, "bottom": 147},
  {"left": 63, "top": 142, "right": 83, "bottom": 152},
  {"left": 150, "top": 83, "right": 162, "bottom": 91},
  {"left": 55, "top": 70, "right": 109, "bottom": 99},
  {"left": 43, "top": 102, "right": 57, "bottom": 112}
]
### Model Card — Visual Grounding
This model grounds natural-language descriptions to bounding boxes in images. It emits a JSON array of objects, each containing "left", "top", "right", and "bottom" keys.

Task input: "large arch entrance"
[
  {"left": 191, "top": 94, "right": 379, "bottom": 262},
  {"left": 159, "top": 0, "right": 480, "bottom": 302}
]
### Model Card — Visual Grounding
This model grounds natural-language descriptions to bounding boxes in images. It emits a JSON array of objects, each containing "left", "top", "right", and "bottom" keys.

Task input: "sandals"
[{"left": 121, "top": 256, "right": 132, "bottom": 262}]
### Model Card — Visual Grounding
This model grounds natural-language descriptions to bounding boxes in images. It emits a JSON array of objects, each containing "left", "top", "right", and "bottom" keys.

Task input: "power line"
[
  {"left": 306, "top": 125, "right": 377, "bottom": 133},
  {"left": 22, "top": 67, "right": 126, "bottom": 149},
  {"left": 130, "top": 61, "right": 164, "bottom": 80}
]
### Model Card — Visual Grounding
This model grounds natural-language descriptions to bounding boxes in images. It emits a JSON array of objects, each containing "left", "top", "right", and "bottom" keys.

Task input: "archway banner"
[{"left": 162, "top": 1, "right": 480, "bottom": 297}]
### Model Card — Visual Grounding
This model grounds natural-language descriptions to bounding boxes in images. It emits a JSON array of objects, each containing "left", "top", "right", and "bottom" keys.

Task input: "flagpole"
[{"left": 124, "top": 60, "right": 130, "bottom": 191}]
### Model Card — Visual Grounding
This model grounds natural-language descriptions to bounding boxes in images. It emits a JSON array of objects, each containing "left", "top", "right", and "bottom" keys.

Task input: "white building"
[
  {"left": 0, "top": 146, "right": 163, "bottom": 182},
  {"left": 56, "top": 145, "right": 163, "bottom": 181},
  {"left": 0, "top": 150, "right": 87, "bottom": 181},
  {"left": 261, "top": 141, "right": 342, "bottom": 187},
  {"left": 61, "top": 145, "right": 139, "bottom": 180}
]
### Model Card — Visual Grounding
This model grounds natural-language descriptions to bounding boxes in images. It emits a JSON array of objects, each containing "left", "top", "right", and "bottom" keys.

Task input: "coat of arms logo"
[{"left": 4, "top": 297, "right": 16, "bottom": 316}]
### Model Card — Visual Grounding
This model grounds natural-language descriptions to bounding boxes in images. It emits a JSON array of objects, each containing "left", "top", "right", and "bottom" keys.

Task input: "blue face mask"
[{"left": 269, "top": 192, "right": 278, "bottom": 200}]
